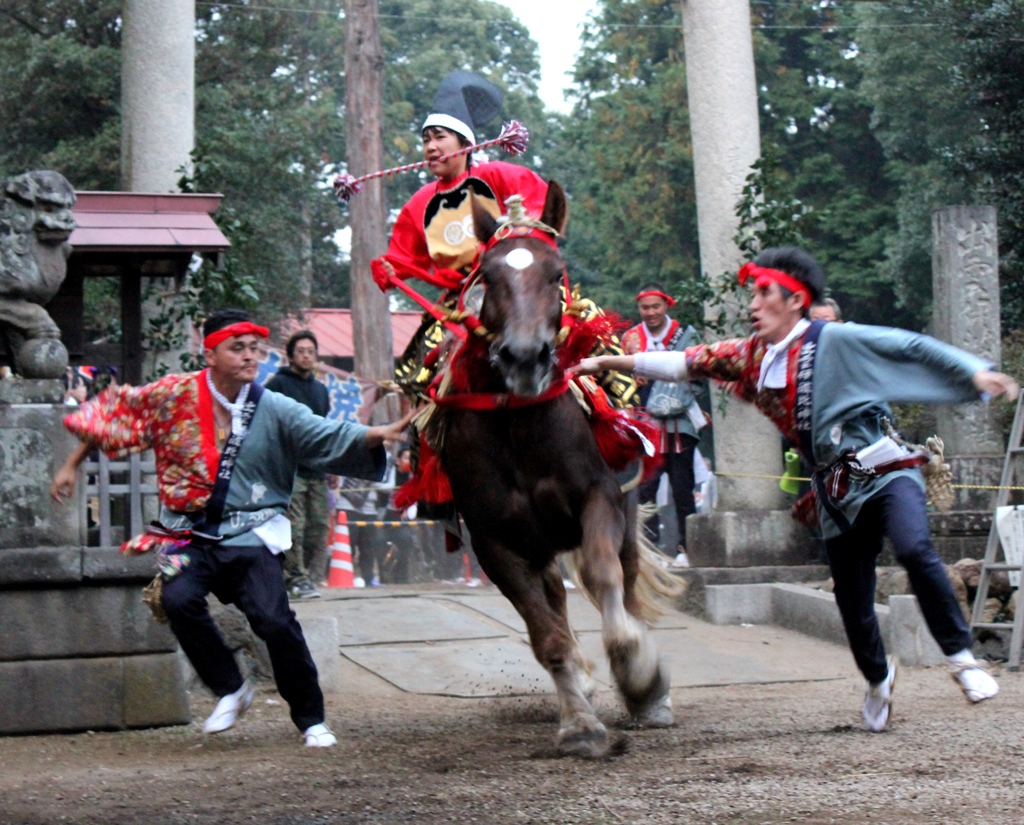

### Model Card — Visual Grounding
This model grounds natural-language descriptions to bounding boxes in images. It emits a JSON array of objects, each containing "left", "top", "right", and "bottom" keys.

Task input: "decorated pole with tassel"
[{"left": 333, "top": 120, "right": 530, "bottom": 202}]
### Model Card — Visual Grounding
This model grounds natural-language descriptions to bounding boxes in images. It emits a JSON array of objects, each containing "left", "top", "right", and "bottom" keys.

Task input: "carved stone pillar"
[{"left": 932, "top": 206, "right": 1004, "bottom": 457}]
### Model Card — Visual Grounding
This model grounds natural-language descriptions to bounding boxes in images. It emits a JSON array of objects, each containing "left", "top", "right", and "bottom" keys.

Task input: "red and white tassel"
[{"left": 333, "top": 120, "right": 531, "bottom": 202}]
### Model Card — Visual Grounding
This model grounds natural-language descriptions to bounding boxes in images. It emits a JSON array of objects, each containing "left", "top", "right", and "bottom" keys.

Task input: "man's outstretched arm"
[
  {"left": 364, "top": 408, "right": 417, "bottom": 449},
  {"left": 973, "top": 369, "right": 1020, "bottom": 401}
]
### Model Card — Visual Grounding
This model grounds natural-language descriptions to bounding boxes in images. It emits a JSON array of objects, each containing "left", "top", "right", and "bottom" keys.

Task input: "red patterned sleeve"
[
  {"left": 685, "top": 337, "right": 760, "bottom": 402},
  {"left": 63, "top": 379, "right": 171, "bottom": 458}
]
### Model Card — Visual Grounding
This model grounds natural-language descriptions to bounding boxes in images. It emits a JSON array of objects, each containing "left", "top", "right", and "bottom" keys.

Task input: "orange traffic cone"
[{"left": 327, "top": 510, "right": 355, "bottom": 588}]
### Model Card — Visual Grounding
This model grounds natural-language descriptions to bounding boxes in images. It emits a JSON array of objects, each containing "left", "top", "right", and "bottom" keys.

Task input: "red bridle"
[{"left": 431, "top": 227, "right": 578, "bottom": 411}]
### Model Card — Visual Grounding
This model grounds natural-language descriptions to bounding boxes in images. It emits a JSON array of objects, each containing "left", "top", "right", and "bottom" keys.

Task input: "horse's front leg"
[
  {"left": 578, "top": 486, "right": 672, "bottom": 726},
  {"left": 473, "top": 538, "right": 609, "bottom": 757}
]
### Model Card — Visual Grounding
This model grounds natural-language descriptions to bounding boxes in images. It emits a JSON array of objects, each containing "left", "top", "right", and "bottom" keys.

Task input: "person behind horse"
[
  {"left": 811, "top": 296, "right": 842, "bottom": 323},
  {"left": 575, "top": 246, "right": 1019, "bottom": 733},
  {"left": 265, "top": 329, "right": 331, "bottom": 599},
  {"left": 376, "top": 70, "right": 635, "bottom": 411},
  {"left": 622, "top": 284, "right": 706, "bottom": 565},
  {"left": 51, "top": 308, "right": 409, "bottom": 747}
]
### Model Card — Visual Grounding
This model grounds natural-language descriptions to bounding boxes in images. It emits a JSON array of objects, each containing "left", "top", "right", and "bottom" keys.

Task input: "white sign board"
[{"left": 995, "top": 506, "right": 1024, "bottom": 588}]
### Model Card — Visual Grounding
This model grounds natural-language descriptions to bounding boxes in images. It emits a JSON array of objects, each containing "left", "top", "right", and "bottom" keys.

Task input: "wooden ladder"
[{"left": 970, "top": 392, "right": 1024, "bottom": 670}]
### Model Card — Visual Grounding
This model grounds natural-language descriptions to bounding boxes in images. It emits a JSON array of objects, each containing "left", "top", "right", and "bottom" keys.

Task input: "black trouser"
[
  {"left": 824, "top": 476, "right": 970, "bottom": 684},
  {"left": 638, "top": 435, "right": 699, "bottom": 551},
  {"left": 161, "top": 542, "right": 324, "bottom": 731}
]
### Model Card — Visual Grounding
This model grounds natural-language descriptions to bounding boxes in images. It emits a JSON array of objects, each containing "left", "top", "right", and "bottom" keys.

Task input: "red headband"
[
  {"left": 636, "top": 290, "right": 676, "bottom": 307},
  {"left": 203, "top": 321, "right": 270, "bottom": 351},
  {"left": 737, "top": 263, "right": 811, "bottom": 310}
]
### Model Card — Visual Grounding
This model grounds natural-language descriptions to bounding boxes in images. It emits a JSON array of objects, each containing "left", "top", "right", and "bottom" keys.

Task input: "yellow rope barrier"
[
  {"left": 712, "top": 470, "right": 1024, "bottom": 492},
  {"left": 348, "top": 519, "right": 440, "bottom": 528}
]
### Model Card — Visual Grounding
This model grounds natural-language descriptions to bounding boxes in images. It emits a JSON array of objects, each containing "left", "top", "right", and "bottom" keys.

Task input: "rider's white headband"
[{"left": 421, "top": 114, "right": 475, "bottom": 146}]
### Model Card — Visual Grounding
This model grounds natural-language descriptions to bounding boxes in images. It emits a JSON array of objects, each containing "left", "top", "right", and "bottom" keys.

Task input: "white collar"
[
  {"left": 642, "top": 320, "right": 673, "bottom": 350},
  {"left": 756, "top": 318, "right": 810, "bottom": 391},
  {"left": 206, "top": 371, "right": 252, "bottom": 436}
]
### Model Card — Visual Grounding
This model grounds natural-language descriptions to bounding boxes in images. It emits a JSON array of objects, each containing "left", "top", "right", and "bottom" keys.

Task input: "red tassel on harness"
[
  {"left": 582, "top": 380, "right": 662, "bottom": 480},
  {"left": 392, "top": 437, "right": 454, "bottom": 509},
  {"left": 559, "top": 313, "right": 626, "bottom": 371}
]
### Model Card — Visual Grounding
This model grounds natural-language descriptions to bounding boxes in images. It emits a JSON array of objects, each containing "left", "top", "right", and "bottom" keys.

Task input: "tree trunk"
[
  {"left": 297, "top": 196, "right": 313, "bottom": 308},
  {"left": 344, "top": 0, "right": 395, "bottom": 420}
]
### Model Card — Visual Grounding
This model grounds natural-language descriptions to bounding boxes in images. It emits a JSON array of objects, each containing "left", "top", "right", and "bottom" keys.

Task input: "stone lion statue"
[{"left": 0, "top": 170, "right": 76, "bottom": 378}]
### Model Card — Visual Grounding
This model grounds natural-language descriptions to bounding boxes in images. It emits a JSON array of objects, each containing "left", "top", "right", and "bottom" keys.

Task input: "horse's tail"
[
  {"left": 628, "top": 502, "right": 687, "bottom": 624},
  {"left": 563, "top": 502, "right": 685, "bottom": 626}
]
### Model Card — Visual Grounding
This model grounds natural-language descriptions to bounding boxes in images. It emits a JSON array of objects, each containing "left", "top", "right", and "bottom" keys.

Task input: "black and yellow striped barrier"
[{"left": 347, "top": 519, "right": 441, "bottom": 528}]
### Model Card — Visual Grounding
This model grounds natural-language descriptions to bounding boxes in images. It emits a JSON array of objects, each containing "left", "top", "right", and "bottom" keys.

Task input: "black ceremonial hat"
[{"left": 421, "top": 70, "right": 504, "bottom": 145}]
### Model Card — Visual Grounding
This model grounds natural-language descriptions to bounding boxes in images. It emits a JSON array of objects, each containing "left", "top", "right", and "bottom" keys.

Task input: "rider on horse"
[{"left": 372, "top": 70, "right": 637, "bottom": 411}]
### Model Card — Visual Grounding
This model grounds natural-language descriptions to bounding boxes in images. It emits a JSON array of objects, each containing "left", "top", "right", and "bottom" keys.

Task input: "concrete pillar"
[
  {"left": 932, "top": 206, "right": 1004, "bottom": 457},
  {"left": 680, "top": 0, "right": 785, "bottom": 510},
  {"left": 121, "top": 0, "right": 196, "bottom": 192}
]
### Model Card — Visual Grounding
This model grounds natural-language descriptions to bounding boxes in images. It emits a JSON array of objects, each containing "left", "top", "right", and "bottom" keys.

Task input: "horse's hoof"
[
  {"left": 557, "top": 715, "right": 608, "bottom": 758},
  {"left": 633, "top": 693, "right": 673, "bottom": 728}
]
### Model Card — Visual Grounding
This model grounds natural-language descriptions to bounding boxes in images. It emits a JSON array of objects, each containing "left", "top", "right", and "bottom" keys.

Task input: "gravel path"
[{"left": 2, "top": 662, "right": 1021, "bottom": 824}]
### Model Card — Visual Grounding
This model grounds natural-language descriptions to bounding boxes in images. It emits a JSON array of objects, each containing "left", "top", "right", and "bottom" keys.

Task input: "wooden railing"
[{"left": 81, "top": 452, "right": 158, "bottom": 547}]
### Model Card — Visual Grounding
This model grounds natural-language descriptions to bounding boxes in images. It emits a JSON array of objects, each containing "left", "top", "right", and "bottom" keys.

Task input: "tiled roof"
[
  {"left": 69, "top": 192, "right": 231, "bottom": 252},
  {"left": 282, "top": 308, "right": 423, "bottom": 358}
]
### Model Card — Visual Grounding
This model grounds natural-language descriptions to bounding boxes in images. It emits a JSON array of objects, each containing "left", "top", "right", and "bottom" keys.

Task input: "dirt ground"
[{"left": 2, "top": 660, "right": 1023, "bottom": 825}]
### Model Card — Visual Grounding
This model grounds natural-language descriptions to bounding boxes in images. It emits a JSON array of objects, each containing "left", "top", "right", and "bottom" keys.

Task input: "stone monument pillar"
[
  {"left": 680, "top": 0, "right": 786, "bottom": 512},
  {"left": 932, "top": 206, "right": 1003, "bottom": 456},
  {"left": 930, "top": 207, "right": 1005, "bottom": 527},
  {"left": 680, "top": 0, "right": 810, "bottom": 566},
  {"left": 121, "top": 0, "right": 196, "bottom": 192}
]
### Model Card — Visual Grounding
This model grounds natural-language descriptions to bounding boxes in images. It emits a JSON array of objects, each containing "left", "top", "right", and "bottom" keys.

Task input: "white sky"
[{"left": 492, "top": 0, "right": 600, "bottom": 113}]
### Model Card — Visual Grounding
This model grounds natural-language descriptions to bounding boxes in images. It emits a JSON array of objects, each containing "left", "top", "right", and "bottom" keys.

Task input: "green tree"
[
  {"left": 856, "top": 0, "right": 1024, "bottom": 333},
  {"left": 550, "top": 0, "right": 703, "bottom": 326},
  {"left": 0, "top": 1, "right": 121, "bottom": 188},
  {"left": 948, "top": 0, "right": 1024, "bottom": 331},
  {"left": 750, "top": 1, "right": 903, "bottom": 327}
]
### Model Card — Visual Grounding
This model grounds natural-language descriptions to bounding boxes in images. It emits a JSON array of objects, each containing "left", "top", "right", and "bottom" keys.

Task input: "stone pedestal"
[
  {"left": 0, "top": 392, "right": 190, "bottom": 734},
  {"left": 686, "top": 510, "right": 818, "bottom": 568},
  {"left": 932, "top": 206, "right": 1004, "bottom": 457},
  {"left": 0, "top": 394, "right": 81, "bottom": 550}
]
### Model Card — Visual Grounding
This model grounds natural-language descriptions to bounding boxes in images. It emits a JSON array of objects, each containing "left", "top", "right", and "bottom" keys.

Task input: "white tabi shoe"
[
  {"left": 947, "top": 650, "right": 999, "bottom": 703},
  {"left": 203, "top": 681, "right": 255, "bottom": 734},
  {"left": 863, "top": 655, "right": 897, "bottom": 732},
  {"left": 303, "top": 723, "right": 337, "bottom": 747}
]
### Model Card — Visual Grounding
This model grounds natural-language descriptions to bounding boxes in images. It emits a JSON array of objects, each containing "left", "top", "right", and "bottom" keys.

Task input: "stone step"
[{"left": 702, "top": 582, "right": 945, "bottom": 667}]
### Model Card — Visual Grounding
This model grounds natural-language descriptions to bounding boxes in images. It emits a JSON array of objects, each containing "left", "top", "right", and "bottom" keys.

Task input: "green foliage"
[
  {"left": 190, "top": 0, "right": 349, "bottom": 321},
  {"left": 857, "top": 0, "right": 1024, "bottom": 333},
  {"left": 749, "top": 1, "right": 902, "bottom": 327},
  {"left": 947, "top": 0, "right": 1024, "bottom": 332},
  {"left": 549, "top": 0, "right": 703, "bottom": 327},
  {"left": 735, "top": 147, "right": 815, "bottom": 260},
  {"left": 0, "top": 1, "right": 122, "bottom": 188},
  {"left": 706, "top": 145, "right": 817, "bottom": 335}
]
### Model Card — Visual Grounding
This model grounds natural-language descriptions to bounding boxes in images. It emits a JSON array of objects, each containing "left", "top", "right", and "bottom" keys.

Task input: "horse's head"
[{"left": 471, "top": 181, "right": 569, "bottom": 398}]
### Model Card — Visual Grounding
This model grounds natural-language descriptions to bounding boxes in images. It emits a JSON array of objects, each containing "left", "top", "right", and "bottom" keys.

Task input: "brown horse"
[{"left": 432, "top": 181, "right": 679, "bottom": 757}]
